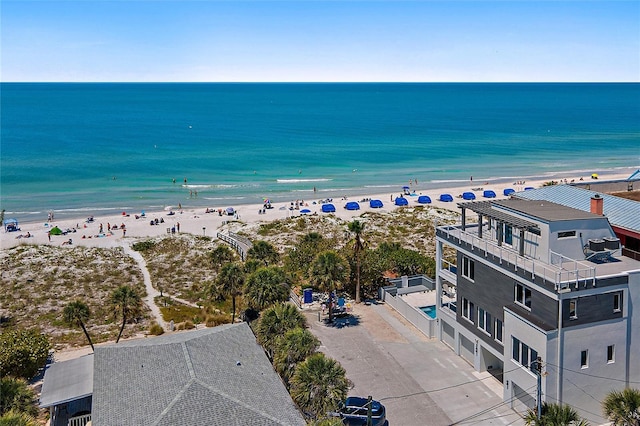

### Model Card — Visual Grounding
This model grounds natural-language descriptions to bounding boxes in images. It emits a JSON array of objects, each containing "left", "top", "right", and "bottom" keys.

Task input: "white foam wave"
[
  {"left": 276, "top": 178, "right": 332, "bottom": 183},
  {"left": 182, "top": 184, "right": 237, "bottom": 189}
]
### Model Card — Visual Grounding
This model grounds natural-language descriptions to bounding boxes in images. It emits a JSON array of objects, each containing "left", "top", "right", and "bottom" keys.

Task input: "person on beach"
[
  {"left": 176, "top": 223, "right": 180, "bottom": 232},
  {"left": 47, "top": 231, "right": 51, "bottom": 242}
]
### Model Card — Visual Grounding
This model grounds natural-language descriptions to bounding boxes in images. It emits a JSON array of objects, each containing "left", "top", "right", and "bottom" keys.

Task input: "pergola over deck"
[{"left": 457, "top": 201, "right": 540, "bottom": 257}]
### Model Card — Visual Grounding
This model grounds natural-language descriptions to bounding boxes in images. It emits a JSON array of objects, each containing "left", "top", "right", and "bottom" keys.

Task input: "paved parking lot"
[{"left": 306, "top": 303, "right": 525, "bottom": 426}]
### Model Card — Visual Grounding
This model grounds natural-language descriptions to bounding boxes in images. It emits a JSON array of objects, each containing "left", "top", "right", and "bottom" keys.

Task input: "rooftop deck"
[{"left": 437, "top": 224, "right": 598, "bottom": 292}]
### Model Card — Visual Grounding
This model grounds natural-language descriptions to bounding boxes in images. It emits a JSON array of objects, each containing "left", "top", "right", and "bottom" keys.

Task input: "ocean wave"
[
  {"left": 276, "top": 178, "right": 332, "bottom": 183},
  {"left": 182, "top": 184, "right": 237, "bottom": 189}
]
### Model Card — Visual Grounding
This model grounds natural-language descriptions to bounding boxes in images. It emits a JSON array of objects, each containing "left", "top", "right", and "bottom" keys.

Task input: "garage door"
[
  {"left": 441, "top": 321, "right": 455, "bottom": 349},
  {"left": 459, "top": 334, "right": 475, "bottom": 366}
]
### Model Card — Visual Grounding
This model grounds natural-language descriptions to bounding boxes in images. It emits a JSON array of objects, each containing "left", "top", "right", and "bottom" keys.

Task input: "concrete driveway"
[{"left": 306, "top": 303, "right": 525, "bottom": 426}]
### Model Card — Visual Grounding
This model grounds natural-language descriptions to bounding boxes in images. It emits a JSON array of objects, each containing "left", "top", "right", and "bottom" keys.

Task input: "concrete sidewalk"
[{"left": 306, "top": 302, "right": 524, "bottom": 426}]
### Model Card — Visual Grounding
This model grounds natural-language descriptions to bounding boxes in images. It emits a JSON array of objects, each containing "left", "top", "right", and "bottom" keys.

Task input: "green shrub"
[
  {"left": 148, "top": 322, "right": 164, "bottom": 336},
  {"left": 205, "top": 314, "right": 230, "bottom": 327},
  {"left": 0, "top": 377, "right": 37, "bottom": 417},
  {"left": 132, "top": 240, "right": 156, "bottom": 251},
  {"left": 177, "top": 321, "right": 195, "bottom": 330}
]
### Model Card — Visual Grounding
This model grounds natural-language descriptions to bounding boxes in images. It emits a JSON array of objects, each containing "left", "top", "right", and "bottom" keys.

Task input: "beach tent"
[
  {"left": 226, "top": 207, "right": 235, "bottom": 215},
  {"left": 417, "top": 195, "right": 432, "bottom": 204},
  {"left": 300, "top": 209, "right": 311, "bottom": 214},
  {"left": 462, "top": 192, "right": 476, "bottom": 200},
  {"left": 524, "top": 187, "right": 534, "bottom": 191},
  {"left": 394, "top": 197, "right": 408, "bottom": 206},
  {"left": 49, "top": 226, "right": 63, "bottom": 235},
  {"left": 503, "top": 188, "right": 515, "bottom": 196},
  {"left": 591, "top": 173, "right": 599, "bottom": 179},
  {"left": 321, "top": 204, "right": 336, "bottom": 213},
  {"left": 345, "top": 201, "right": 360, "bottom": 211},
  {"left": 402, "top": 186, "right": 411, "bottom": 195},
  {"left": 439, "top": 194, "right": 454, "bottom": 202},
  {"left": 483, "top": 190, "right": 497, "bottom": 198},
  {"left": 3, "top": 218, "right": 19, "bottom": 232},
  {"left": 369, "top": 199, "right": 384, "bottom": 208}
]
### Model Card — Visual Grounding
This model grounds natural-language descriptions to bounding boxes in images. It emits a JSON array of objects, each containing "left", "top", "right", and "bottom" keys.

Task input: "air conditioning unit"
[
  {"left": 589, "top": 239, "right": 605, "bottom": 252},
  {"left": 603, "top": 237, "right": 620, "bottom": 250}
]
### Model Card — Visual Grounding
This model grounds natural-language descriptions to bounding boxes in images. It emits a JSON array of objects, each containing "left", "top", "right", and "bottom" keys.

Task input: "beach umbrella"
[
  {"left": 345, "top": 201, "right": 360, "bottom": 210},
  {"left": 483, "top": 190, "right": 496, "bottom": 198},
  {"left": 591, "top": 173, "right": 599, "bottom": 179},
  {"left": 300, "top": 209, "right": 311, "bottom": 214},
  {"left": 462, "top": 192, "right": 476, "bottom": 200},
  {"left": 402, "top": 186, "right": 410, "bottom": 190},
  {"left": 369, "top": 199, "right": 384, "bottom": 208},
  {"left": 49, "top": 226, "right": 63, "bottom": 235},
  {"left": 417, "top": 195, "right": 431, "bottom": 204},
  {"left": 503, "top": 188, "right": 515, "bottom": 196},
  {"left": 321, "top": 204, "right": 336, "bottom": 213},
  {"left": 439, "top": 194, "right": 454, "bottom": 202},
  {"left": 226, "top": 207, "right": 235, "bottom": 215},
  {"left": 394, "top": 197, "right": 408, "bottom": 206}
]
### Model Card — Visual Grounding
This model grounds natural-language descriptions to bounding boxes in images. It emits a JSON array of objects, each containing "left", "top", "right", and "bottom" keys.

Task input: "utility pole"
[
  {"left": 367, "top": 395, "right": 373, "bottom": 426},
  {"left": 535, "top": 356, "right": 543, "bottom": 421}
]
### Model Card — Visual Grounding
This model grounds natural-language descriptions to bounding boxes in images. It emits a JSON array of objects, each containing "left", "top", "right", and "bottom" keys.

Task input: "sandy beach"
[{"left": 2, "top": 171, "right": 630, "bottom": 250}]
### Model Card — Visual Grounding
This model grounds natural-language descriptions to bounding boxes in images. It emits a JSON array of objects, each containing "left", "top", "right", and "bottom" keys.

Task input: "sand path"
[{"left": 121, "top": 243, "right": 167, "bottom": 329}]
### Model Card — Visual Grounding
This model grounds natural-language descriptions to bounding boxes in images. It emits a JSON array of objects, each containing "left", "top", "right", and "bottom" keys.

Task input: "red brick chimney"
[{"left": 590, "top": 194, "right": 604, "bottom": 215}]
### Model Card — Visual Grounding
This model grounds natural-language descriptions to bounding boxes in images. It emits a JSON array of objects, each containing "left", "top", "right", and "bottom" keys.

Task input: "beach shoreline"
[{"left": 1, "top": 169, "right": 632, "bottom": 251}]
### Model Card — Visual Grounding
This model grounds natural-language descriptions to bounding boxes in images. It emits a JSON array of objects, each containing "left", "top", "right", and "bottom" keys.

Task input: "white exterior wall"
[
  {"left": 547, "top": 217, "right": 615, "bottom": 261},
  {"left": 503, "top": 309, "right": 548, "bottom": 415},
  {"left": 558, "top": 318, "right": 628, "bottom": 425}
]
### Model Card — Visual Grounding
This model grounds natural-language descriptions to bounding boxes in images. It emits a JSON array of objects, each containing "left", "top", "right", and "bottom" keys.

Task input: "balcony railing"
[
  {"left": 437, "top": 225, "right": 596, "bottom": 291},
  {"left": 68, "top": 414, "right": 91, "bottom": 426}
]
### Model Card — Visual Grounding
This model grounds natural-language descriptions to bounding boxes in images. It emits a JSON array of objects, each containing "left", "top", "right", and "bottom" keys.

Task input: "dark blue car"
[{"left": 338, "top": 397, "right": 387, "bottom": 426}]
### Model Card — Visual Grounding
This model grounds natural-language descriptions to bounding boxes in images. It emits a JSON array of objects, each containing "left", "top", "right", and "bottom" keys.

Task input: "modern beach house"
[{"left": 434, "top": 197, "right": 640, "bottom": 424}]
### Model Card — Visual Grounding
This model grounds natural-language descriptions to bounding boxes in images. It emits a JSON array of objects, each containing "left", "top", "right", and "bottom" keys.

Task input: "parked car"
[{"left": 338, "top": 396, "right": 386, "bottom": 426}]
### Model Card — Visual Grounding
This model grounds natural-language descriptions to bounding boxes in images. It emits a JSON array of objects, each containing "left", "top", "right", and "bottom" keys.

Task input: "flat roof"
[
  {"left": 40, "top": 354, "right": 93, "bottom": 408},
  {"left": 492, "top": 199, "right": 600, "bottom": 222}
]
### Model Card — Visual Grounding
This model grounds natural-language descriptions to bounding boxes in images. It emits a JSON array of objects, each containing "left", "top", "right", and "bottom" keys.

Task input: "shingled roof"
[{"left": 91, "top": 323, "right": 305, "bottom": 426}]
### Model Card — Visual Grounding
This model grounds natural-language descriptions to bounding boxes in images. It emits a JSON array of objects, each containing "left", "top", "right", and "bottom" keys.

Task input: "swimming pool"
[{"left": 419, "top": 305, "right": 436, "bottom": 319}]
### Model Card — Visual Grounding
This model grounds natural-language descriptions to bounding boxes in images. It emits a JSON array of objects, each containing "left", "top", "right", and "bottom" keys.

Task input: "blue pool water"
[{"left": 419, "top": 305, "right": 436, "bottom": 319}]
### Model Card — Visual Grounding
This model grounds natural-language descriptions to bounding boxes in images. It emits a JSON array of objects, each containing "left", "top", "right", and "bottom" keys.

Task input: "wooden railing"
[{"left": 217, "top": 232, "right": 253, "bottom": 261}]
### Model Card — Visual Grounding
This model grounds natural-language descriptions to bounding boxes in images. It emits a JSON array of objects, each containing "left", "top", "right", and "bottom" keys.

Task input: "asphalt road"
[{"left": 306, "top": 303, "right": 525, "bottom": 426}]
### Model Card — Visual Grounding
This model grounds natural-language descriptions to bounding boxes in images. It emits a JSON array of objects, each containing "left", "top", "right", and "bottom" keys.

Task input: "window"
[
  {"left": 581, "top": 350, "right": 589, "bottom": 368},
  {"left": 515, "top": 284, "right": 532, "bottom": 309},
  {"left": 607, "top": 345, "right": 615, "bottom": 364},
  {"left": 504, "top": 225, "right": 513, "bottom": 245},
  {"left": 495, "top": 319, "right": 503, "bottom": 343},
  {"left": 558, "top": 231, "right": 576, "bottom": 238},
  {"left": 478, "top": 308, "right": 491, "bottom": 335},
  {"left": 462, "top": 256, "right": 475, "bottom": 281},
  {"left": 569, "top": 299, "right": 577, "bottom": 319},
  {"left": 512, "top": 337, "right": 538, "bottom": 373},
  {"left": 462, "top": 298, "right": 474, "bottom": 322},
  {"left": 613, "top": 292, "right": 621, "bottom": 313}
]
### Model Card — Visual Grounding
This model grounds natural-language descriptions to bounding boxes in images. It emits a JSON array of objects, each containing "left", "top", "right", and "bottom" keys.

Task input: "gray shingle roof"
[
  {"left": 92, "top": 323, "right": 305, "bottom": 426},
  {"left": 40, "top": 354, "right": 94, "bottom": 408},
  {"left": 514, "top": 185, "right": 640, "bottom": 232}
]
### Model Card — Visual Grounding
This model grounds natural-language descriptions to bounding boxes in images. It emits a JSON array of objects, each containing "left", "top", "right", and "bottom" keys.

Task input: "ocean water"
[{"left": 1, "top": 83, "right": 639, "bottom": 222}]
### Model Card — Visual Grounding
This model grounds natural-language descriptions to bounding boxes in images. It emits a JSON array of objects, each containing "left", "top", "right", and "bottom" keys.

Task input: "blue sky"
[{"left": 2, "top": 1, "right": 638, "bottom": 82}]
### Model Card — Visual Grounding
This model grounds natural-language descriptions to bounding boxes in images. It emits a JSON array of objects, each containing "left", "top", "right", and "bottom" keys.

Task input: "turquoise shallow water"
[{"left": 1, "top": 83, "right": 639, "bottom": 221}]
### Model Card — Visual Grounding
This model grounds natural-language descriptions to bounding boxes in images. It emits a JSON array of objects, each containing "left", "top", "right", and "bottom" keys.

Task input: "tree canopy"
[
  {"left": 0, "top": 329, "right": 50, "bottom": 380},
  {"left": 244, "top": 267, "right": 290, "bottom": 310}
]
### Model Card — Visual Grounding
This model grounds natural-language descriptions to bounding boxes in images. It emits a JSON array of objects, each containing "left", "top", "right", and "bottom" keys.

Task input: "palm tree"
[
  {"left": 111, "top": 285, "right": 142, "bottom": 343},
  {"left": 309, "top": 250, "right": 349, "bottom": 322},
  {"left": 602, "top": 388, "right": 640, "bottom": 426},
  {"left": 247, "top": 240, "right": 280, "bottom": 266},
  {"left": 524, "top": 402, "right": 589, "bottom": 426},
  {"left": 254, "top": 302, "right": 306, "bottom": 358},
  {"left": 290, "top": 353, "right": 349, "bottom": 419},
  {"left": 1, "top": 377, "right": 37, "bottom": 417},
  {"left": 209, "top": 245, "right": 236, "bottom": 272},
  {"left": 273, "top": 327, "right": 320, "bottom": 386},
  {"left": 63, "top": 300, "right": 94, "bottom": 351},
  {"left": 244, "top": 267, "right": 291, "bottom": 310},
  {"left": 347, "top": 220, "right": 365, "bottom": 303},
  {"left": 216, "top": 262, "right": 245, "bottom": 323}
]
